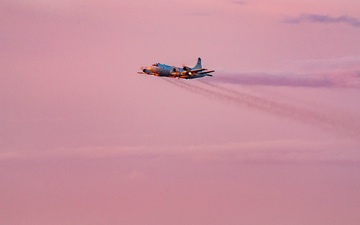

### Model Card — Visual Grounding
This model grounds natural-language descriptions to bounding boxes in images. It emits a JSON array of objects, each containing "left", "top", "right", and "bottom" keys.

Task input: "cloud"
[
  {"left": 284, "top": 14, "right": 360, "bottom": 28},
  {"left": 287, "top": 56, "right": 360, "bottom": 73},
  {"left": 1, "top": 139, "right": 359, "bottom": 165},
  {"left": 231, "top": 0, "right": 247, "bottom": 5},
  {"left": 185, "top": 11, "right": 212, "bottom": 17}
]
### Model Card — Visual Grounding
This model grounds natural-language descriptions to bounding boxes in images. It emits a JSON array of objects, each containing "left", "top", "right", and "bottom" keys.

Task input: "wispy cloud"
[
  {"left": 288, "top": 56, "right": 360, "bottom": 73},
  {"left": 185, "top": 11, "right": 212, "bottom": 17},
  {"left": 284, "top": 14, "right": 360, "bottom": 28},
  {"left": 232, "top": 0, "right": 247, "bottom": 5},
  {"left": 2, "top": 139, "right": 360, "bottom": 165}
]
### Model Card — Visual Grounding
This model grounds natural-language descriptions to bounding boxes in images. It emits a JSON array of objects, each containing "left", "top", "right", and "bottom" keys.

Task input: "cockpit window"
[{"left": 152, "top": 63, "right": 159, "bottom": 66}]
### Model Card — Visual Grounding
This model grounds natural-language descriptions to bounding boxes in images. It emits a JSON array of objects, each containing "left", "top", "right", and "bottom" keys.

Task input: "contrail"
[{"left": 164, "top": 78, "right": 360, "bottom": 136}]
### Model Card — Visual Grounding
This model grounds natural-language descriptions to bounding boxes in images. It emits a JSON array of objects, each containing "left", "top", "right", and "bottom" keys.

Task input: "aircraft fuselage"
[{"left": 138, "top": 58, "right": 214, "bottom": 79}]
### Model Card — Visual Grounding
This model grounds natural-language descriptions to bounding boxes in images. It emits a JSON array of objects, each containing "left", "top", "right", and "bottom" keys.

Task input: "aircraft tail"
[{"left": 193, "top": 57, "right": 202, "bottom": 69}]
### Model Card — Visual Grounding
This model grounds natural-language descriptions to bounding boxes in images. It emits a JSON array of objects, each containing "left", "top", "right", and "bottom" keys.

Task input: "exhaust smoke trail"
[
  {"left": 211, "top": 72, "right": 360, "bottom": 88},
  {"left": 201, "top": 80, "right": 360, "bottom": 136},
  {"left": 164, "top": 78, "right": 360, "bottom": 136}
]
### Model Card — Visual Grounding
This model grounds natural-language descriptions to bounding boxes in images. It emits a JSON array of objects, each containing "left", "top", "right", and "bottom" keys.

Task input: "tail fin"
[{"left": 193, "top": 57, "right": 202, "bottom": 69}]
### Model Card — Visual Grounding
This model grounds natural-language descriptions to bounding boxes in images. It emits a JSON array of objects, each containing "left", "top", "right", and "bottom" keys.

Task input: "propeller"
[
  {"left": 171, "top": 66, "right": 182, "bottom": 78},
  {"left": 182, "top": 64, "right": 190, "bottom": 71},
  {"left": 138, "top": 66, "right": 145, "bottom": 73},
  {"left": 140, "top": 66, "right": 151, "bottom": 74}
]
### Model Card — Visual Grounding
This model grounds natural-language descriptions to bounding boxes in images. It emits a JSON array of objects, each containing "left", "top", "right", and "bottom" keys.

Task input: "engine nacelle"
[{"left": 143, "top": 69, "right": 151, "bottom": 74}]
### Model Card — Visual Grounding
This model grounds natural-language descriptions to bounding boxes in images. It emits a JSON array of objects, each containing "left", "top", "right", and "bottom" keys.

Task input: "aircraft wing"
[{"left": 181, "top": 68, "right": 208, "bottom": 77}]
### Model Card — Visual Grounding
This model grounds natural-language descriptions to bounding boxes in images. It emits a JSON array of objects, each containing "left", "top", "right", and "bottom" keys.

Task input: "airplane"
[{"left": 138, "top": 57, "right": 214, "bottom": 79}]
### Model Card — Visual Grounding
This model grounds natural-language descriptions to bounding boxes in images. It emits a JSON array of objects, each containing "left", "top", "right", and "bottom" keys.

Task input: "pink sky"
[{"left": 1, "top": 0, "right": 360, "bottom": 224}]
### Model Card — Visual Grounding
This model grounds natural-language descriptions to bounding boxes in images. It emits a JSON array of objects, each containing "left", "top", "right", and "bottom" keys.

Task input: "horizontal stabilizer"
[
  {"left": 190, "top": 68, "right": 207, "bottom": 73},
  {"left": 199, "top": 70, "right": 215, "bottom": 75}
]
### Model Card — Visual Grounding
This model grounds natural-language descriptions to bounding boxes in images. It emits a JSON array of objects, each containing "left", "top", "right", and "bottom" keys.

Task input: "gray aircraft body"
[{"left": 138, "top": 58, "right": 214, "bottom": 79}]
